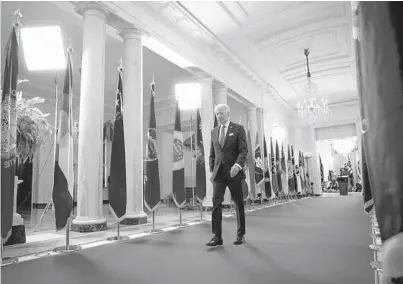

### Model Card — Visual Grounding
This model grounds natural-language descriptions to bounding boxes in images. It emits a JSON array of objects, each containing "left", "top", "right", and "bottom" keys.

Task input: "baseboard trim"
[{"left": 32, "top": 203, "right": 51, "bottom": 209}]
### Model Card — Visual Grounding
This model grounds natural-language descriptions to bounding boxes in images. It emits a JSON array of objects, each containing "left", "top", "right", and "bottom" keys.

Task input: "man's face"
[{"left": 215, "top": 108, "right": 229, "bottom": 125}]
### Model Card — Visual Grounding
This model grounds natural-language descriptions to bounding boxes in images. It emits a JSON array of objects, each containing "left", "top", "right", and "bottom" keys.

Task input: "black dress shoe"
[
  {"left": 233, "top": 235, "right": 245, "bottom": 245},
  {"left": 206, "top": 236, "right": 223, "bottom": 247}
]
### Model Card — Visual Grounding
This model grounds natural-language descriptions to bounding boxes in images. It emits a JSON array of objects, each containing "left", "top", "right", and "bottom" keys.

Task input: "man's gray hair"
[{"left": 214, "top": 104, "right": 230, "bottom": 113}]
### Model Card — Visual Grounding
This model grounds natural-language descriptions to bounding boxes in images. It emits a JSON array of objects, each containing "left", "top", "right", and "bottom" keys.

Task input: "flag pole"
[
  {"left": 106, "top": 61, "right": 129, "bottom": 242},
  {"left": 195, "top": 110, "right": 203, "bottom": 221},
  {"left": 143, "top": 74, "right": 164, "bottom": 235},
  {"left": 34, "top": 73, "right": 60, "bottom": 232},
  {"left": 190, "top": 115, "right": 195, "bottom": 209},
  {"left": 53, "top": 45, "right": 80, "bottom": 253},
  {"left": 260, "top": 94, "right": 266, "bottom": 204}
]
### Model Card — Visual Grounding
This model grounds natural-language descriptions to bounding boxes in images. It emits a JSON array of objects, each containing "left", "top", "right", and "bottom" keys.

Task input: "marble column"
[
  {"left": 212, "top": 81, "right": 232, "bottom": 205},
  {"left": 72, "top": 2, "right": 108, "bottom": 232},
  {"left": 192, "top": 71, "right": 214, "bottom": 208},
  {"left": 212, "top": 81, "right": 228, "bottom": 106},
  {"left": 119, "top": 28, "right": 147, "bottom": 225},
  {"left": 247, "top": 107, "right": 257, "bottom": 199}
]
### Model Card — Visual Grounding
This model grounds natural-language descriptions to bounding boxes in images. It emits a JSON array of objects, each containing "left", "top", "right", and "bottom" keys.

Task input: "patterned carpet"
[{"left": 1, "top": 195, "right": 373, "bottom": 284}]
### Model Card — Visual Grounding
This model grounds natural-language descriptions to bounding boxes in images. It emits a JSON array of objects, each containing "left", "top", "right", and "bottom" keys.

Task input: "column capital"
[
  {"left": 247, "top": 106, "right": 257, "bottom": 112},
  {"left": 75, "top": 2, "right": 109, "bottom": 20},
  {"left": 186, "top": 67, "right": 213, "bottom": 81},
  {"left": 118, "top": 27, "right": 145, "bottom": 41},
  {"left": 212, "top": 80, "right": 228, "bottom": 93}
]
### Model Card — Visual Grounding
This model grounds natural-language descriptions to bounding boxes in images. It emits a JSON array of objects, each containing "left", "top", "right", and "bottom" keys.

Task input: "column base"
[
  {"left": 71, "top": 218, "right": 107, "bottom": 233},
  {"left": 121, "top": 213, "right": 147, "bottom": 225}
]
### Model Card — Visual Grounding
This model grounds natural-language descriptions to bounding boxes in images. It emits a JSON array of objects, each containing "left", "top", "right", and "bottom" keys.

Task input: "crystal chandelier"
[{"left": 297, "top": 49, "right": 329, "bottom": 124}]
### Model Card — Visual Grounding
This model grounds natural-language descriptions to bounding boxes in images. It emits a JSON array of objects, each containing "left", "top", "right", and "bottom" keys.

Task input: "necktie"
[{"left": 219, "top": 125, "right": 226, "bottom": 147}]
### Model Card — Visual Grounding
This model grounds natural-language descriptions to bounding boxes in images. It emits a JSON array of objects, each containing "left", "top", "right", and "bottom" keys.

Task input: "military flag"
[
  {"left": 287, "top": 145, "right": 295, "bottom": 193},
  {"left": 1, "top": 23, "right": 20, "bottom": 238},
  {"left": 281, "top": 143, "right": 288, "bottom": 194},
  {"left": 275, "top": 140, "right": 282, "bottom": 192},
  {"left": 172, "top": 100, "right": 185, "bottom": 207},
  {"left": 263, "top": 137, "right": 272, "bottom": 198},
  {"left": 195, "top": 109, "right": 206, "bottom": 202},
  {"left": 108, "top": 68, "right": 127, "bottom": 220},
  {"left": 270, "top": 137, "right": 279, "bottom": 195},
  {"left": 144, "top": 78, "right": 161, "bottom": 212}
]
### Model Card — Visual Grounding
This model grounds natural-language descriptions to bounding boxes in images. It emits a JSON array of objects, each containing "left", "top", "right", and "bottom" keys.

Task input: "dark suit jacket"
[{"left": 209, "top": 121, "right": 248, "bottom": 181}]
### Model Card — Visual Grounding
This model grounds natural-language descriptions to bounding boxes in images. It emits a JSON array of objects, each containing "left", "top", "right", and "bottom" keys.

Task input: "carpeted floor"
[{"left": 1, "top": 196, "right": 373, "bottom": 284}]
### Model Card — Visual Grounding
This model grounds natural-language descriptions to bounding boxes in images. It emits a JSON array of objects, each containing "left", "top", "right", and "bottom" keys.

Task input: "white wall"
[
  {"left": 313, "top": 101, "right": 360, "bottom": 129},
  {"left": 316, "top": 140, "right": 334, "bottom": 182},
  {"left": 262, "top": 98, "right": 291, "bottom": 144}
]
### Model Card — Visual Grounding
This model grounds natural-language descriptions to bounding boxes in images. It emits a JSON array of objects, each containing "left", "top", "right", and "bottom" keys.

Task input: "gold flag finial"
[{"left": 13, "top": 9, "right": 23, "bottom": 27}]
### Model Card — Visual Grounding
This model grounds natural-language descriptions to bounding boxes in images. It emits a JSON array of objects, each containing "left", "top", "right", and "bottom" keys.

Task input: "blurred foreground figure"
[{"left": 357, "top": 2, "right": 403, "bottom": 283}]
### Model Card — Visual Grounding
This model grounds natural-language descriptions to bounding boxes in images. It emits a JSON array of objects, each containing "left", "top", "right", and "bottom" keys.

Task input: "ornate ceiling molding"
[
  {"left": 98, "top": 1, "right": 275, "bottom": 110},
  {"left": 216, "top": 2, "right": 243, "bottom": 28},
  {"left": 170, "top": 2, "right": 278, "bottom": 91},
  {"left": 150, "top": 1, "right": 294, "bottom": 112},
  {"left": 212, "top": 81, "right": 228, "bottom": 92},
  {"left": 185, "top": 67, "right": 214, "bottom": 81}
]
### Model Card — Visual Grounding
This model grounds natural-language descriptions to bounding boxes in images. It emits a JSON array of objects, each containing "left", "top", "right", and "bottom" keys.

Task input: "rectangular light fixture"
[
  {"left": 21, "top": 25, "right": 66, "bottom": 71},
  {"left": 175, "top": 82, "right": 201, "bottom": 110}
]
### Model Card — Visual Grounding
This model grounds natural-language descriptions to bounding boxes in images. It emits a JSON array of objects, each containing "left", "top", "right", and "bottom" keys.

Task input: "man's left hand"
[{"left": 230, "top": 165, "right": 240, "bottom": 178}]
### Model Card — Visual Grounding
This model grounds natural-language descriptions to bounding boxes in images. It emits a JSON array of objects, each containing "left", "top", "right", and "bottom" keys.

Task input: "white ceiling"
[
  {"left": 171, "top": 1, "right": 357, "bottom": 108},
  {"left": 124, "top": 1, "right": 357, "bottom": 110}
]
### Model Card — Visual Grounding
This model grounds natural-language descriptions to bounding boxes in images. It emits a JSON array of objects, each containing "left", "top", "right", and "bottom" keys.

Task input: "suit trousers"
[{"left": 212, "top": 166, "right": 246, "bottom": 239}]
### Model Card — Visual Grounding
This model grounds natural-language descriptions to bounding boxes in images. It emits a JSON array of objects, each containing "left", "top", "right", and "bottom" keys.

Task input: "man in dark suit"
[{"left": 206, "top": 104, "right": 248, "bottom": 247}]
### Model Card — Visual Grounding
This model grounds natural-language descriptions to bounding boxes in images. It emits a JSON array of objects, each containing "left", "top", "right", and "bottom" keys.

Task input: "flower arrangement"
[{"left": 16, "top": 94, "right": 52, "bottom": 163}]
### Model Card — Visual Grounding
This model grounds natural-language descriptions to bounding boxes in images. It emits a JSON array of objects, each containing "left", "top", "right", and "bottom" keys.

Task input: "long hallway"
[{"left": 1, "top": 196, "right": 373, "bottom": 284}]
